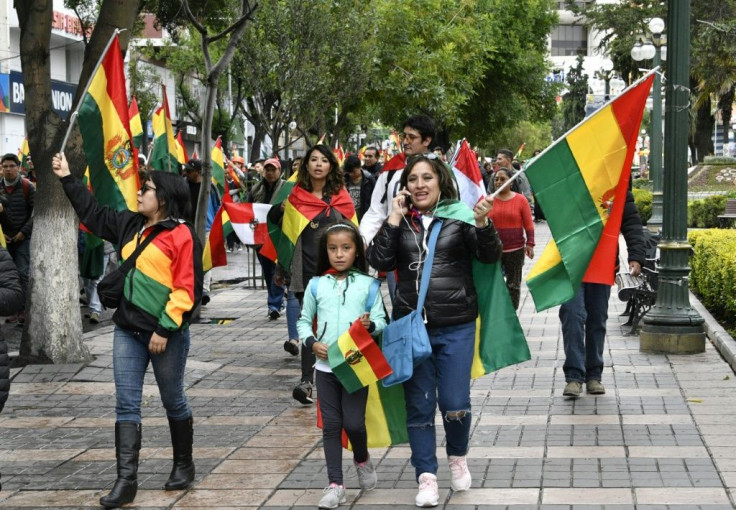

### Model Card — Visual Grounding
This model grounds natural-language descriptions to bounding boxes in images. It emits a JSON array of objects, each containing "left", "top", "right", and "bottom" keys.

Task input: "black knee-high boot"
[
  {"left": 100, "top": 422, "right": 141, "bottom": 508},
  {"left": 164, "top": 416, "right": 195, "bottom": 490}
]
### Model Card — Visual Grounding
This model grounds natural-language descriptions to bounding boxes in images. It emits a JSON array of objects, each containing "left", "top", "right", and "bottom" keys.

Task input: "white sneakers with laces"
[
  {"left": 415, "top": 472, "right": 439, "bottom": 507},
  {"left": 318, "top": 484, "right": 346, "bottom": 509},
  {"left": 448, "top": 455, "right": 472, "bottom": 491}
]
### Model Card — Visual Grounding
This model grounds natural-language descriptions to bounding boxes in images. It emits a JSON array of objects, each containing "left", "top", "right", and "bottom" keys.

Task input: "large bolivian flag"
[
  {"left": 525, "top": 72, "right": 655, "bottom": 311},
  {"left": 150, "top": 86, "right": 179, "bottom": 172},
  {"left": 328, "top": 319, "right": 393, "bottom": 393},
  {"left": 77, "top": 33, "right": 139, "bottom": 213}
]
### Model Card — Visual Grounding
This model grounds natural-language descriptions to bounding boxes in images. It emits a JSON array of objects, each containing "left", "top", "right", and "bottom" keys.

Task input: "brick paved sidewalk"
[{"left": 1, "top": 226, "right": 736, "bottom": 509}]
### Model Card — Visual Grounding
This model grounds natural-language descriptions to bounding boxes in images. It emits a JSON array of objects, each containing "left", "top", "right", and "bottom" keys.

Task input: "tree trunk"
[
  {"left": 694, "top": 99, "right": 714, "bottom": 162},
  {"left": 719, "top": 86, "right": 734, "bottom": 150},
  {"left": 15, "top": 0, "right": 139, "bottom": 365}
]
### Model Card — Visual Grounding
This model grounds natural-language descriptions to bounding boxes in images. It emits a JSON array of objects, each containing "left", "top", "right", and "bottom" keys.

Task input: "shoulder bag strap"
[
  {"left": 416, "top": 219, "right": 442, "bottom": 311},
  {"left": 117, "top": 226, "right": 164, "bottom": 274}
]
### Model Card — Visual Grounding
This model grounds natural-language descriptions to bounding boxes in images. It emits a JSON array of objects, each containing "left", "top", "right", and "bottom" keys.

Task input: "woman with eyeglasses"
[
  {"left": 367, "top": 155, "right": 501, "bottom": 507},
  {"left": 52, "top": 153, "right": 203, "bottom": 508}
]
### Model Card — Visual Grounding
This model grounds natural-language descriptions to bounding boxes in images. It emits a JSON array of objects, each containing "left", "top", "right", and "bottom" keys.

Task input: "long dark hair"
[
  {"left": 399, "top": 155, "right": 458, "bottom": 202},
  {"left": 146, "top": 170, "right": 191, "bottom": 221},
  {"left": 297, "top": 145, "right": 345, "bottom": 197},
  {"left": 316, "top": 222, "right": 368, "bottom": 275}
]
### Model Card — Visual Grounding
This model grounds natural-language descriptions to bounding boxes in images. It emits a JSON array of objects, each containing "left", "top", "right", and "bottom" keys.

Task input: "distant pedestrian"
[
  {"left": 0, "top": 245, "right": 23, "bottom": 492},
  {"left": 52, "top": 153, "right": 203, "bottom": 509},
  {"left": 298, "top": 222, "right": 386, "bottom": 508},
  {"left": 343, "top": 155, "right": 375, "bottom": 222},
  {"left": 488, "top": 168, "right": 535, "bottom": 310},
  {"left": 362, "top": 147, "right": 382, "bottom": 177}
]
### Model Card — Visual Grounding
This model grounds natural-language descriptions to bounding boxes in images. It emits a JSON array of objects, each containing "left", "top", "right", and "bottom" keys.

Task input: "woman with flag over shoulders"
[
  {"left": 366, "top": 155, "right": 503, "bottom": 507},
  {"left": 268, "top": 144, "right": 358, "bottom": 405},
  {"left": 52, "top": 153, "right": 203, "bottom": 509}
]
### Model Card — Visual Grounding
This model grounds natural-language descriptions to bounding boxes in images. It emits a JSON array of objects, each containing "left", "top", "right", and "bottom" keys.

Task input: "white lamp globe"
[{"left": 648, "top": 17, "right": 665, "bottom": 35}]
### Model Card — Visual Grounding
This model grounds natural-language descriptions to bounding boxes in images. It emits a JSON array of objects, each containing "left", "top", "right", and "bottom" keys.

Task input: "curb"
[{"left": 690, "top": 290, "right": 736, "bottom": 373}]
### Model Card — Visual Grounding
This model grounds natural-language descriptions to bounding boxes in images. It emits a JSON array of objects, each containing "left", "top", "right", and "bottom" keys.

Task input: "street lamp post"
[
  {"left": 632, "top": 18, "right": 667, "bottom": 232},
  {"left": 594, "top": 59, "right": 615, "bottom": 102},
  {"left": 640, "top": 1, "right": 705, "bottom": 354}
]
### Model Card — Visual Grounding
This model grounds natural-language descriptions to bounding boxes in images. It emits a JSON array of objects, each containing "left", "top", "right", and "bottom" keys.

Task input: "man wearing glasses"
[
  {"left": 0, "top": 153, "right": 34, "bottom": 324},
  {"left": 359, "top": 115, "right": 435, "bottom": 302}
]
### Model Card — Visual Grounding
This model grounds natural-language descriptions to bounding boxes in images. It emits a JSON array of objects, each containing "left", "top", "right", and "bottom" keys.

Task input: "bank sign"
[{"left": 0, "top": 72, "right": 78, "bottom": 120}]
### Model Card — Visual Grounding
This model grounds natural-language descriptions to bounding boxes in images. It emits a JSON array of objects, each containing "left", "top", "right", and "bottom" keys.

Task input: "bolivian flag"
[
  {"left": 128, "top": 96, "right": 144, "bottom": 152},
  {"left": 525, "top": 72, "right": 655, "bottom": 311},
  {"left": 17, "top": 138, "right": 30, "bottom": 173},
  {"left": 77, "top": 32, "right": 139, "bottom": 213},
  {"left": 175, "top": 131, "right": 189, "bottom": 165},
  {"left": 150, "top": 86, "right": 179, "bottom": 172},
  {"left": 211, "top": 137, "right": 227, "bottom": 196},
  {"left": 267, "top": 184, "right": 357, "bottom": 268},
  {"left": 328, "top": 319, "right": 392, "bottom": 393}
]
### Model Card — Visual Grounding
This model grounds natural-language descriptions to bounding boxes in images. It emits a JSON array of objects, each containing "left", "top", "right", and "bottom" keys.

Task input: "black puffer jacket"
[
  {"left": 367, "top": 215, "right": 502, "bottom": 327},
  {"left": 0, "top": 177, "right": 34, "bottom": 237},
  {"left": 0, "top": 247, "right": 24, "bottom": 413}
]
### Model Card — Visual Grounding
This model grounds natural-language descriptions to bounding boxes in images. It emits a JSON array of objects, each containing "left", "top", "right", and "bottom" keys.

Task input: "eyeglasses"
[
  {"left": 399, "top": 132, "right": 421, "bottom": 142},
  {"left": 140, "top": 183, "right": 157, "bottom": 194},
  {"left": 406, "top": 153, "right": 440, "bottom": 166}
]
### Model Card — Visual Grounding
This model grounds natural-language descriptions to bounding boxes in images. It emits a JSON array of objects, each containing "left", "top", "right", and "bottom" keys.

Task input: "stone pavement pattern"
[{"left": 2, "top": 226, "right": 736, "bottom": 509}]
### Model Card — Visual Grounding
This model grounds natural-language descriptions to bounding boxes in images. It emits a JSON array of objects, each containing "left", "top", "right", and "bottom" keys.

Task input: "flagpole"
[
  {"left": 489, "top": 67, "right": 660, "bottom": 200},
  {"left": 162, "top": 83, "right": 173, "bottom": 174},
  {"left": 60, "top": 29, "right": 121, "bottom": 154}
]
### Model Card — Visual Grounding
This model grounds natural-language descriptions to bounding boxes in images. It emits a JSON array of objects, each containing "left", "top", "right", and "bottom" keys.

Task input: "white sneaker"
[
  {"left": 415, "top": 472, "right": 439, "bottom": 507},
  {"left": 354, "top": 457, "right": 377, "bottom": 490},
  {"left": 448, "top": 455, "right": 472, "bottom": 491},
  {"left": 318, "top": 484, "right": 346, "bottom": 509}
]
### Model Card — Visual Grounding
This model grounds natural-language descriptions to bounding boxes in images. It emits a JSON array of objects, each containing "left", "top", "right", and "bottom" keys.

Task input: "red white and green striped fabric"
[
  {"left": 525, "top": 73, "right": 655, "bottom": 311},
  {"left": 77, "top": 33, "right": 139, "bottom": 213},
  {"left": 451, "top": 139, "right": 484, "bottom": 208},
  {"left": 328, "top": 319, "right": 392, "bottom": 393}
]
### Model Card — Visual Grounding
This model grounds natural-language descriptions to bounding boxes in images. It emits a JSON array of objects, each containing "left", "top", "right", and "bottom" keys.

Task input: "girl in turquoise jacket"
[{"left": 297, "top": 222, "right": 387, "bottom": 509}]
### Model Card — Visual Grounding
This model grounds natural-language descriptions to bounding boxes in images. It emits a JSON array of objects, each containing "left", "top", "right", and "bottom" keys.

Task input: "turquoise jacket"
[{"left": 298, "top": 271, "right": 387, "bottom": 373}]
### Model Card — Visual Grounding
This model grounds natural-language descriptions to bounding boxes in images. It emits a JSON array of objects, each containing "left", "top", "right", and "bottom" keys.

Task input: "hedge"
[
  {"left": 632, "top": 188, "right": 652, "bottom": 224},
  {"left": 689, "top": 229, "right": 736, "bottom": 321}
]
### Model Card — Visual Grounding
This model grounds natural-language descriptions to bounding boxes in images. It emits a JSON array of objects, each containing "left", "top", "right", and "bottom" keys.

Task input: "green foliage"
[
  {"left": 632, "top": 188, "right": 652, "bottom": 225},
  {"left": 704, "top": 155, "right": 736, "bottom": 165},
  {"left": 632, "top": 178, "right": 652, "bottom": 190},
  {"left": 689, "top": 229, "right": 736, "bottom": 326},
  {"left": 561, "top": 55, "right": 587, "bottom": 132},
  {"left": 687, "top": 195, "right": 728, "bottom": 228},
  {"left": 484, "top": 121, "right": 552, "bottom": 158}
]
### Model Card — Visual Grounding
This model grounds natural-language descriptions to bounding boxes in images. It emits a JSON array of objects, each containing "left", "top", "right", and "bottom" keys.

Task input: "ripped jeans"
[{"left": 403, "top": 320, "right": 475, "bottom": 480}]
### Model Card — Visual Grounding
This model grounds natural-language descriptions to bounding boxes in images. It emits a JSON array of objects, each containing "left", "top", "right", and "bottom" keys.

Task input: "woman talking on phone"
[
  {"left": 52, "top": 153, "right": 203, "bottom": 508},
  {"left": 367, "top": 155, "right": 502, "bottom": 507}
]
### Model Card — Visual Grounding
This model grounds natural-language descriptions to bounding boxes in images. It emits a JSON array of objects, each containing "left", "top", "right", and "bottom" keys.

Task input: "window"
[{"left": 551, "top": 24, "right": 588, "bottom": 56}]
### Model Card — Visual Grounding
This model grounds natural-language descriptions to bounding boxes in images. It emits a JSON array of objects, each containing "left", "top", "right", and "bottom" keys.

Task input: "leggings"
[
  {"left": 316, "top": 371, "right": 369, "bottom": 485},
  {"left": 501, "top": 248, "right": 525, "bottom": 310}
]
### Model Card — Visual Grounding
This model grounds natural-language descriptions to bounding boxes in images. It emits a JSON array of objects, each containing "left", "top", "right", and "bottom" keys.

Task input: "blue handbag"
[{"left": 381, "top": 220, "right": 442, "bottom": 387}]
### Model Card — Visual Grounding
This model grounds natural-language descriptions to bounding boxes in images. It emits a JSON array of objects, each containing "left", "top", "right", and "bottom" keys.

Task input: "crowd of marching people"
[{"left": 1, "top": 111, "right": 646, "bottom": 510}]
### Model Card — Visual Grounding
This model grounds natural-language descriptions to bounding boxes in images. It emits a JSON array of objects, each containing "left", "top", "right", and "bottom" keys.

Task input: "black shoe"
[
  {"left": 201, "top": 294, "right": 210, "bottom": 306},
  {"left": 100, "top": 422, "right": 141, "bottom": 508},
  {"left": 269, "top": 310, "right": 280, "bottom": 320},
  {"left": 292, "top": 382, "right": 313, "bottom": 405},
  {"left": 283, "top": 340, "right": 299, "bottom": 356},
  {"left": 164, "top": 416, "right": 195, "bottom": 491}
]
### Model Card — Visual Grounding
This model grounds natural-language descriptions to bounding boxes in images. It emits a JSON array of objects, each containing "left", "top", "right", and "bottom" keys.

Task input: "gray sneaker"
[
  {"left": 563, "top": 381, "right": 582, "bottom": 397},
  {"left": 586, "top": 380, "right": 606, "bottom": 395},
  {"left": 318, "top": 484, "right": 346, "bottom": 509},
  {"left": 354, "top": 457, "right": 377, "bottom": 490}
]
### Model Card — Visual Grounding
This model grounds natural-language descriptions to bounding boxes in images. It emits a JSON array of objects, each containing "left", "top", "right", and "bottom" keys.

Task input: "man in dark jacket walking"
[
  {"left": 0, "top": 245, "right": 24, "bottom": 490},
  {"left": 560, "top": 190, "right": 646, "bottom": 397},
  {"left": 0, "top": 153, "right": 33, "bottom": 324},
  {"left": 343, "top": 155, "right": 375, "bottom": 222}
]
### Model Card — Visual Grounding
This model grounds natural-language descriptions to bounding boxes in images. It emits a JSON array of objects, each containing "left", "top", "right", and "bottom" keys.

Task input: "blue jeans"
[
  {"left": 403, "top": 321, "right": 475, "bottom": 479},
  {"left": 257, "top": 253, "right": 285, "bottom": 312},
  {"left": 113, "top": 326, "right": 192, "bottom": 423},
  {"left": 286, "top": 290, "right": 300, "bottom": 340},
  {"left": 8, "top": 237, "right": 30, "bottom": 305},
  {"left": 559, "top": 283, "right": 611, "bottom": 383},
  {"left": 83, "top": 254, "right": 111, "bottom": 315}
]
